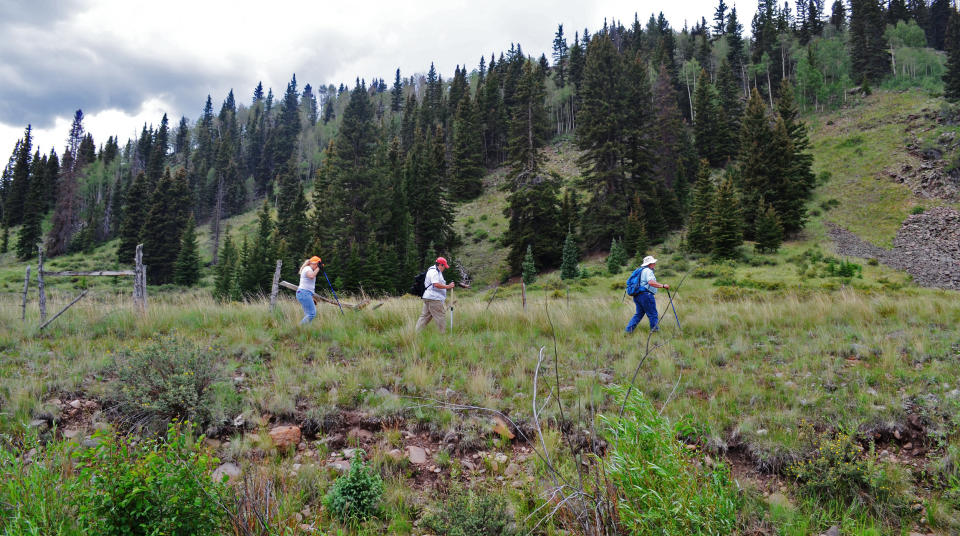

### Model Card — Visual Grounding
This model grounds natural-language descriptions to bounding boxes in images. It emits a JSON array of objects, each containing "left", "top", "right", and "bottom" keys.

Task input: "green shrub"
[
  {"left": 422, "top": 487, "right": 515, "bottom": 536},
  {"left": 787, "top": 423, "right": 908, "bottom": 519},
  {"left": 692, "top": 265, "right": 723, "bottom": 278},
  {"left": 602, "top": 388, "right": 741, "bottom": 535},
  {"left": 324, "top": 451, "right": 384, "bottom": 523},
  {"left": 72, "top": 422, "right": 227, "bottom": 536},
  {"left": 114, "top": 336, "right": 225, "bottom": 431},
  {"left": 911, "top": 206, "right": 925, "bottom": 215},
  {"left": 0, "top": 432, "right": 82, "bottom": 535}
]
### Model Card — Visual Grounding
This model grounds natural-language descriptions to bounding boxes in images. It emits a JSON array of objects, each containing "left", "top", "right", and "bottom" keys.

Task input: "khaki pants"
[{"left": 415, "top": 299, "right": 446, "bottom": 333}]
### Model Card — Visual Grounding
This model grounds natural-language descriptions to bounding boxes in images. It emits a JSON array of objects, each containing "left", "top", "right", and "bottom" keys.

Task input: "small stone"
[
  {"left": 406, "top": 445, "right": 427, "bottom": 464},
  {"left": 297, "top": 442, "right": 307, "bottom": 452},
  {"left": 491, "top": 417, "right": 515, "bottom": 440},
  {"left": 213, "top": 462, "right": 242, "bottom": 483},
  {"left": 233, "top": 414, "right": 245, "bottom": 428},
  {"left": 504, "top": 463, "right": 521, "bottom": 477},
  {"left": 81, "top": 437, "right": 100, "bottom": 449},
  {"left": 83, "top": 400, "right": 98, "bottom": 410},
  {"left": 444, "top": 388, "right": 456, "bottom": 398},
  {"left": 269, "top": 425, "right": 302, "bottom": 449},
  {"left": 433, "top": 467, "right": 441, "bottom": 473},
  {"left": 29, "top": 419, "right": 49, "bottom": 431},
  {"left": 63, "top": 428, "right": 82, "bottom": 439},
  {"left": 904, "top": 442, "right": 913, "bottom": 450},
  {"left": 204, "top": 438, "right": 222, "bottom": 450},
  {"left": 462, "top": 459, "right": 476, "bottom": 471},
  {"left": 756, "top": 429, "right": 768, "bottom": 436},
  {"left": 69, "top": 400, "right": 82, "bottom": 410},
  {"left": 343, "top": 448, "right": 357, "bottom": 459},
  {"left": 766, "top": 492, "right": 792, "bottom": 508},
  {"left": 494, "top": 453, "right": 508, "bottom": 465},
  {"left": 387, "top": 449, "right": 404, "bottom": 461},
  {"left": 821, "top": 525, "right": 840, "bottom": 536},
  {"left": 329, "top": 460, "right": 351, "bottom": 473},
  {"left": 894, "top": 429, "right": 902, "bottom": 440},
  {"left": 347, "top": 427, "right": 373, "bottom": 443}
]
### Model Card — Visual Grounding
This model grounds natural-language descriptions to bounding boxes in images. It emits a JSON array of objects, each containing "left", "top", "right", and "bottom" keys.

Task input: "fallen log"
[{"left": 278, "top": 281, "right": 371, "bottom": 310}]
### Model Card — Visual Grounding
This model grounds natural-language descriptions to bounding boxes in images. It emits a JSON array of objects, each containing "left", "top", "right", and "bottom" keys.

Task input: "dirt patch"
[{"left": 827, "top": 206, "right": 960, "bottom": 290}]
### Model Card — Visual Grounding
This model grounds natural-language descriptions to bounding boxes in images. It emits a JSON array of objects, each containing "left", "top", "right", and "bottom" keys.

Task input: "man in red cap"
[{"left": 416, "top": 257, "right": 456, "bottom": 333}]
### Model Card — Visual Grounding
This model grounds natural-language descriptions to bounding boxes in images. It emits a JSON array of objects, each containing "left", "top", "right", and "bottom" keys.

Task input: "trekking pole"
[
  {"left": 449, "top": 285, "right": 454, "bottom": 332},
  {"left": 666, "top": 287, "right": 681, "bottom": 331},
  {"left": 319, "top": 264, "right": 344, "bottom": 316}
]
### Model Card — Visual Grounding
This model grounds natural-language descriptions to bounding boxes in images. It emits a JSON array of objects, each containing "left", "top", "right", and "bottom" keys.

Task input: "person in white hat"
[{"left": 625, "top": 255, "right": 669, "bottom": 333}]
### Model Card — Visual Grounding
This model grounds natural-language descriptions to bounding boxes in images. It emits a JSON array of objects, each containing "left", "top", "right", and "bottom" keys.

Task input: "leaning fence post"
[
  {"left": 21, "top": 265, "right": 30, "bottom": 321},
  {"left": 521, "top": 281, "right": 526, "bottom": 310},
  {"left": 37, "top": 246, "right": 46, "bottom": 323},
  {"left": 133, "top": 244, "right": 147, "bottom": 313},
  {"left": 38, "top": 290, "right": 88, "bottom": 331},
  {"left": 270, "top": 259, "right": 282, "bottom": 312}
]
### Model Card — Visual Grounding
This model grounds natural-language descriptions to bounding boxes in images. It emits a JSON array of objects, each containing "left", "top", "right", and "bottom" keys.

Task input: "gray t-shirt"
[{"left": 422, "top": 266, "right": 446, "bottom": 301}]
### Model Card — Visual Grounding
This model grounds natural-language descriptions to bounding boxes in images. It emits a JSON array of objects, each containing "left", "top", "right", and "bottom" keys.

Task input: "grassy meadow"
[{"left": 1, "top": 90, "right": 960, "bottom": 535}]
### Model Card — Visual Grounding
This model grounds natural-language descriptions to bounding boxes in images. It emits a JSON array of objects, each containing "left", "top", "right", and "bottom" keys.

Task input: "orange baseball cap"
[{"left": 309, "top": 256, "right": 321, "bottom": 263}]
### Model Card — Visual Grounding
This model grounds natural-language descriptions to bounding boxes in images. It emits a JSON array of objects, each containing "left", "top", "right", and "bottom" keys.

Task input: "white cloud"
[{"left": 0, "top": 0, "right": 762, "bottom": 159}]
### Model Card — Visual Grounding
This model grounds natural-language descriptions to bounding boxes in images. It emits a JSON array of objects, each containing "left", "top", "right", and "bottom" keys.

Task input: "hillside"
[{"left": 1, "top": 88, "right": 960, "bottom": 535}]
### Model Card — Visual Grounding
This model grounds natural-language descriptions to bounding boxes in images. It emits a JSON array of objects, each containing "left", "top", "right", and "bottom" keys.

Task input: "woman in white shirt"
[{"left": 297, "top": 256, "right": 321, "bottom": 324}]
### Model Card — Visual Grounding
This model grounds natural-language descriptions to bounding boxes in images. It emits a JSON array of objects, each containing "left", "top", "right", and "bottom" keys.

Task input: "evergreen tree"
[
  {"left": 1, "top": 225, "right": 7, "bottom": 254},
  {"left": 560, "top": 230, "right": 580, "bottom": 279},
  {"left": 606, "top": 238, "right": 628, "bottom": 274},
  {"left": 172, "top": 215, "right": 201, "bottom": 286},
  {"left": 686, "top": 160, "right": 716, "bottom": 254},
  {"left": 391, "top": 68, "right": 403, "bottom": 112},
  {"left": 521, "top": 244, "right": 537, "bottom": 284},
  {"left": 726, "top": 7, "right": 746, "bottom": 76},
  {"left": 754, "top": 202, "right": 784, "bottom": 253},
  {"left": 117, "top": 172, "right": 150, "bottom": 263},
  {"left": 46, "top": 150, "right": 79, "bottom": 257},
  {"left": 577, "top": 35, "right": 631, "bottom": 250},
  {"left": 503, "top": 61, "right": 563, "bottom": 272},
  {"left": 568, "top": 32, "right": 586, "bottom": 90},
  {"left": 831, "top": 0, "right": 847, "bottom": 30},
  {"left": 3, "top": 125, "right": 31, "bottom": 227},
  {"left": 238, "top": 201, "right": 278, "bottom": 297},
  {"left": 559, "top": 189, "right": 580, "bottom": 236},
  {"left": 449, "top": 97, "right": 484, "bottom": 200},
  {"left": 944, "top": 8, "right": 960, "bottom": 100},
  {"left": 15, "top": 151, "right": 43, "bottom": 260},
  {"left": 930, "top": 0, "right": 951, "bottom": 49},
  {"left": 714, "top": 0, "right": 729, "bottom": 35},
  {"left": 623, "top": 201, "right": 648, "bottom": 259},
  {"left": 693, "top": 69, "right": 726, "bottom": 167},
  {"left": 711, "top": 172, "right": 742, "bottom": 258},
  {"left": 850, "top": 0, "right": 891, "bottom": 82},
  {"left": 776, "top": 80, "right": 815, "bottom": 234},
  {"left": 552, "top": 24, "right": 569, "bottom": 87},
  {"left": 145, "top": 113, "right": 168, "bottom": 183},
  {"left": 652, "top": 64, "right": 689, "bottom": 190},
  {"left": 213, "top": 229, "right": 239, "bottom": 301},
  {"left": 738, "top": 89, "right": 773, "bottom": 237},
  {"left": 142, "top": 168, "right": 192, "bottom": 284},
  {"left": 716, "top": 59, "right": 743, "bottom": 161},
  {"left": 275, "top": 160, "right": 310, "bottom": 281}
]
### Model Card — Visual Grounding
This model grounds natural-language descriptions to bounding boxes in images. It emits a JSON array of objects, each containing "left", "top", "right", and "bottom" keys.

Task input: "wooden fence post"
[
  {"left": 37, "top": 246, "right": 46, "bottom": 323},
  {"left": 270, "top": 259, "right": 282, "bottom": 312},
  {"left": 521, "top": 281, "right": 526, "bottom": 310},
  {"left": 133, "top": 244, "right": 147, "bottom": 313},
  {"left": 21, "top": 265, "right": 30, "bottom": 321}
]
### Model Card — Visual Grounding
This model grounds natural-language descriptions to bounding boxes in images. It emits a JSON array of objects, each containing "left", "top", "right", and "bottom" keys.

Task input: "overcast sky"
[{"left": 0, "top": 0, "right": 757, "bottom": 160}]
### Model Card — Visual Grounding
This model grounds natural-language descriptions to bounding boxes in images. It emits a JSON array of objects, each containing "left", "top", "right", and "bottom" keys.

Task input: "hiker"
[
  {"left": 296, "top": 256, "right": 322, "bottom": 324},
  {"left": 625, "top": 255, "right": 669, "bottom": 333},
  {"left": 416, "top": 257, "right": 457, "bottom": 333}
]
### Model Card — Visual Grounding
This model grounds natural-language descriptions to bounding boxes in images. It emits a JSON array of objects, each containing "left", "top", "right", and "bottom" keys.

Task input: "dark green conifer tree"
[
  {"left": 238, "top": 201, "right": 278, "bottom": 297},
  {"left": 521, "top": 245, "right": 537, "bottom": 284},
  {"left": 503, "top": 61, "right": 563, "bottom": 272},
  {"left": 850, "top": 0, "right": 891, "bottom": 82},
  {"left": 553, "top": 24, "right": 569, "bottom": 87},
  {"left": 623, "top": 201, "right": 648, "bottom": 260},
  {"left": 559, "top": 189, "right": 580, "bottom": 236},
  {"left": 686, "top": 160, "right": 715, "bottom": 254},
  {"left": 15, "top": 152, "right": 43, "bottom": 260},
  {"left": 738, "top": 89, "right": 773, "bottom": 237},
  {"left": 606, "top": 238, "right": 628, "bottom": 274},
  {"left": 716, "top": 59, "right": 743, "bottom": 161},
  {"left": 944, "top": 8, "right": 960, "bottom": 100},
  {"left": 754, "top": 201, "right": 784, "bottom": 253},
  {"left": 711, "top": 172, "right": 742, "bottom": 258},
  {"left": 213, "top": 228, "right": 239, "bottom": 301},
  {"left": 560, "top": 230, "right": 580, "bottom": 279},
  {"left": 568, "top": 32, "right": 586, "bottom": 91},
  {"left": 173, "top": 215, "right": 201, "bottom": 286},
  {"left": 275, "top": 159, "right": 310, "bottom": 282},
  {"left": 117, "top": 172, "right": 150, "bottom": 264},
  {"left": 693, "top": 69, "right": 726, "bottom": 167},
  {"left": 142, "top": 168, "right": 192, "bottom": 284},
  {"left": 449, "top": 97, "right": 484, "bottom": 200},
  {"left": 145, "top": 114, "right": 168, "bottom": 183},
  {"left": 3, "top": 126, "right": 31, "bottom": 227},
  {"left": 391, "top": 68, "right": 403, "bottom": 113}
]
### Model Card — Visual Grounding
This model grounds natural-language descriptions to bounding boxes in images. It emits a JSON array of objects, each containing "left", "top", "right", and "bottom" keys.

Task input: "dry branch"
[
  {"left": 277, "top": 280, "right": 371, "bottom": 309},
  {"left": 38, "top": 290, "right": 88, "bottom": 331}
]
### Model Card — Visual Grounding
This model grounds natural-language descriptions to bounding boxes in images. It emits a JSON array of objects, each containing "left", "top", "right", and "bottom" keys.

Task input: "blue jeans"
[
  {"left": 625, "top": 292, "right": 658, "bottom": 333},
  {"left": 297, "top": 289, "right": 316, "bottom": 324}
]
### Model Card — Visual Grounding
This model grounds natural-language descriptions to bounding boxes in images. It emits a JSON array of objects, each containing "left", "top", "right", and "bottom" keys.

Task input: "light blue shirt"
[{"left": 640, "top": 267, "right": 657, "bottom": 295}]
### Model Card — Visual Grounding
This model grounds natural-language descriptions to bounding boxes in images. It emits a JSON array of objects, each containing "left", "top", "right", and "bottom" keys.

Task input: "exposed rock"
[
  {"left": 766, "top": 492, "right": 792, "bottom": 508},
  {"left": 213, "top": 462, "right": 242, "bottom": 483},
  {"left": 405, "top": 445, "right": 427, "bottom": 464},
  {"left": 68, "top": 400, "right": 82, "bottom": 410},
  {"left": 63, "top": 427, "right": 82, "bottom": 439},
  {"left": 821, "top": 525, "right": 840, "bottom": 536},
  {"left": 269, "top": 425, "right": 302, "bottom": 449},
  {"left": 329, "top": 460, "right": 350, "bottom": 473},
  {"left": 29, "top": 419, "right": 49, "bottom": 432},
  {"left": 387, "top": 449, "right": 404, "bottom": 461},
  {"left": 491, "top": 416, "right": 515, "bottom": 439},
  {"left": 504, "top": 463, "right": 522, "bottom": 478},
  {"left": 347, "top": 427, "right": 374, "bottom": 443},
  {"left": 342, "top": 448, "right": 358, "bottom": 459},
  {"left": 827, "top": 207, "right": 960, "bottom": 290}
]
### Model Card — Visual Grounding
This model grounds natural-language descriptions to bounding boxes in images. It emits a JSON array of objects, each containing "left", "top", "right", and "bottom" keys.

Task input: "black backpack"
[{"left": 408, "top": 267, "right": 435, "bottom": 296}]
